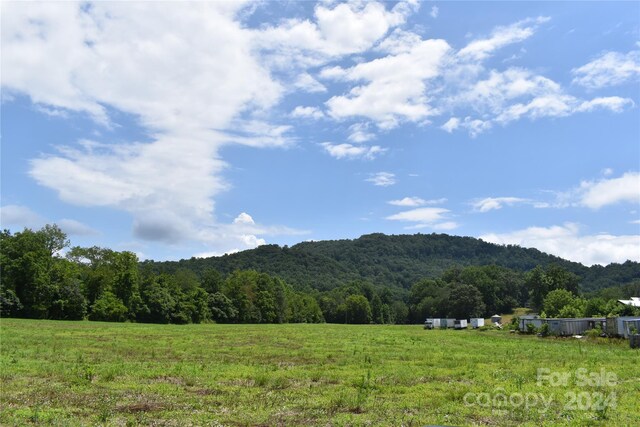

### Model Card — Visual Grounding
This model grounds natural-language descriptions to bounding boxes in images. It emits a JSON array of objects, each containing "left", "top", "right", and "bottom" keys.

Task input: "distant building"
[{"left": 618, "top": 297, "right": 640, "bottom": 307}]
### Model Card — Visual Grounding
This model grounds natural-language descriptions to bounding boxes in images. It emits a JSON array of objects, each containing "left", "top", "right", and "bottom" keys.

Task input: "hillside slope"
[{"left": 145, "top": 233, "right": 639, "bottom": 292}]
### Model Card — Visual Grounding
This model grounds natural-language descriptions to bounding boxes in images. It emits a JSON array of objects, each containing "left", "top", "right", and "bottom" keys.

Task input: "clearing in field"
[{"left": 1, "top": 319, "right": 638, "bottom": 426}]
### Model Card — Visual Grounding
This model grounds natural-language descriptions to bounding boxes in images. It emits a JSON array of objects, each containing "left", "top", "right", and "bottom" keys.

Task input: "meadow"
[{"left": 1, "top": 319, "right": 638, "bottom": 426}]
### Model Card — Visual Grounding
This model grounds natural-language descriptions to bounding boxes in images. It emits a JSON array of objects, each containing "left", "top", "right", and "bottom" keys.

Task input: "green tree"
[
  {"left": 89, "top": 291, "right": 128, "bottom": 322},
  {"left": 344, "top": 295, "right": 372, "bottom": 324},
  {"left": 447, "top": 284, "right": 486, "bottom": 319},
  {"left": 543, "top": 289, "right": 576, "bottom": 318}
]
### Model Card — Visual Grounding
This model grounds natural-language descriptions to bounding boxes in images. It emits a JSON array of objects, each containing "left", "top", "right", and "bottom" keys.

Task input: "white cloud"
[
  {"left": 386, "top": 206, "right": 457, "bottom": 230},
  {"left": 325, "top": 38, "right": 451, "bottom": 129},
  {"left": 430, "top": 6, "right": 439, "bottom": 19},
  {"left": 473, "top": 197, "right": 529, "bottom": 212},
  {"left": 457, "top": 16, "right": 550, "bottom": 61},
  {"left": 258, "top": 1, "right": 418, "bottom": 59},
  {"left": 441, "top": 117, "right": 460, "bottom": 133},
  {"left": 572, "top": 50, "right": 640, "bottom": 89},
  {"left": 578, "top": 172, "right": 640, "bottom": 209},
  {"left": 348, "top": 123, "right": 375, "bottom": 143},
  {"left": 366, "top": 172, "right": 396, "bottom": 187},
  {"left": 2, "top": 2, "right": 297, "bottom": 252},
  {"left": 291, "top": 106, "right": 325, "bottom": 119},
  {"left": 388, "top": 197, "right": 426, "bottom": 207},
  {"left": 575, "top": 96, "right": 635, "bottom": 113},
  {"left": 233, "top": 212, "right": 256, "bottom": 225},
  {"left": 388, "top": 197, "right": 447, "bottom": 207},
  {"left": 386, "top": 207, "right": 449, "bottom": 223},
  {"left": 0, "top": 205, "right": 45, "bottom": 229},
  {"left": 480, "top": 223, "right": 640, "bottom": 266},
  {"left": 294, "top": 73, "right": 327, "bottom": 93},
  {"left": 321, "top": 143, "right": 385, "bottom": 160}
]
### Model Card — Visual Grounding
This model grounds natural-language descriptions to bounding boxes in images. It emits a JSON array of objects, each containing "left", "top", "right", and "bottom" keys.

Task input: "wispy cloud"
[
  {"left": 366, "top": 172, "right": 396, "bottom": 187},
  {"left": 388, "top": 197, "right": 447, "bottom": 207},
  {"left": 321, "top": 142, "right": 386, "bottom": 160},
  {"left": 572, "top": 50, "right": 640, "bottom": 89}
]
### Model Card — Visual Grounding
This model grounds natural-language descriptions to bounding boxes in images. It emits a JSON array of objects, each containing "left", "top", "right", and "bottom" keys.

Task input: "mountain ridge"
[{"left": 144, "top": 233, "right": 639, "bottom": 293}]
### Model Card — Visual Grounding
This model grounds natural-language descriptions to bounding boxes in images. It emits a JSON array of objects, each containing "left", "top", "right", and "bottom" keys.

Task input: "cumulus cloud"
[
  {"left": 258, "top": 1, "right": 418, "bottom": 59},
  {"left": 578, "top": 172, "right": 640, "bottom": 209},
  {"left": 572, "top": 50, "right": 640, "bottom": 89},
  {"left": 325, "top": 38, "right": 451, "bottom": 129},
  {"left": 2, "top": 1, "right": 300, "bottom": 253},
  {"left": 480, "top": 223, "right": 640, "bottom": 266},
  {"left": 430, "top": 6, "right": 439, "bottom": 19},
  {"left": 321, "top": 142, "right": 386, "bottom": 160},
  {"left": 366, "top": 172, "right": 397, "bottom": 187}
]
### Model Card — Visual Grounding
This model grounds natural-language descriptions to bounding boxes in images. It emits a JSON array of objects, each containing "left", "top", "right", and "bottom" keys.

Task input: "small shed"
[
  {"left": 470, "top": 318, "right": 485, "bottom": 328},
  {"left": 454, "top": 319, "right": 468, "bottom": 329},
  {"left": 491, "top": 314, "right": 502, "bottom": 324}
]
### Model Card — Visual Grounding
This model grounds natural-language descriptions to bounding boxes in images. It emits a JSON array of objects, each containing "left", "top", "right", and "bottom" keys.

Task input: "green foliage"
[
  {"left": 538, "top": 322, "right": 550, "bottom": 337},
  {"left": 543, "top": 289, "right": 577, "bottom": 317},
  {"left": 344, "top": 295, "right": 372, "bottom": 324},
  {"left": 447, "top": 283, "right": 486, "bottom": 319},
  {"left": 89, "top": 291, "right": 128, "bottom": 322},
  {"left": 2, "top": 225, "right": 639, "bottom": 326}
]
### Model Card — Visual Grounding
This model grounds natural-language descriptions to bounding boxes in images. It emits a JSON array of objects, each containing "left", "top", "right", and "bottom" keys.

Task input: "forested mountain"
[
  {"left": 145, "top": 233, "right": 639, "bottom": 293},
  {"left": 3, "top": 228, "right": 639, "bottom": 325}
]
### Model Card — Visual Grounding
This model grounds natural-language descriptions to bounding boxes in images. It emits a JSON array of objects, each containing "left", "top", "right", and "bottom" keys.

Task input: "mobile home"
[{"left": 606, "top": 317, "right": 640, "bottom": 337}]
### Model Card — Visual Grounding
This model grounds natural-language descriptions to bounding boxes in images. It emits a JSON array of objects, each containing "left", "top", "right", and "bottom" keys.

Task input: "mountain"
[{"left": 144, "top": 233, "right": 640, "bottom": 293}]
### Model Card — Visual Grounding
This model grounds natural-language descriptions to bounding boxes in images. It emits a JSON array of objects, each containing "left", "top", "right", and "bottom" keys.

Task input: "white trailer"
[
  {"left": 444, "top": 318, "right": 456, "bottom": 328},
  {"left": 454, "top": 319, "right": 468, "bottom": 329},
  {"left": 470, "top": 318, "right": 485, "bottom": 328}
]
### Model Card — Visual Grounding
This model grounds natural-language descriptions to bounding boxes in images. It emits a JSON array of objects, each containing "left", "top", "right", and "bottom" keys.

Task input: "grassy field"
[{"left": 1, "top": 319, "right": 638, "bottom": 426}]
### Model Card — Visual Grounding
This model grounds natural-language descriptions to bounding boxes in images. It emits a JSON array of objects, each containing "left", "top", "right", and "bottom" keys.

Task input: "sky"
[{"left": 1, "top": 1, "right": 639, "bottom": 266}]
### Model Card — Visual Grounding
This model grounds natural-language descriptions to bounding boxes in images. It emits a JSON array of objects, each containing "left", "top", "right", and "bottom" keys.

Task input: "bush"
[
  {"left": 526, "top": 323, "right": 538, "bottom": 335},
  {"left": 538, "top": 323, "right": 550, "bottom": 337}
]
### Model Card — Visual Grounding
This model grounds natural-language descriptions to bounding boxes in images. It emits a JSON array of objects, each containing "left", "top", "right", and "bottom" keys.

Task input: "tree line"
[{"left": 1, "top": 225, "right": 638, "bottom": 324}]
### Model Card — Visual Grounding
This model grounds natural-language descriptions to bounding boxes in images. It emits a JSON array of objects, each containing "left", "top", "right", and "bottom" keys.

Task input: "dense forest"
[
  {"left": 146, "top": 233, "right": 640, "bottom": 293},
  {"left": 2, "top": 225, "right": 639, "bottom": 325}
]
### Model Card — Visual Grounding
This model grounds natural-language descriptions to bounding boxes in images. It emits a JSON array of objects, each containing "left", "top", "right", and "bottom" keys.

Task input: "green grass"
[{"left": 1, "top": 319, "right": 638, "bottom": 426}]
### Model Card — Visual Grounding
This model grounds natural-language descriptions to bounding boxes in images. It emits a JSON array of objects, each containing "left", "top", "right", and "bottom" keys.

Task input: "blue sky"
[{"left": 2, "top": 1, "right": 639, "bottom": 266}]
